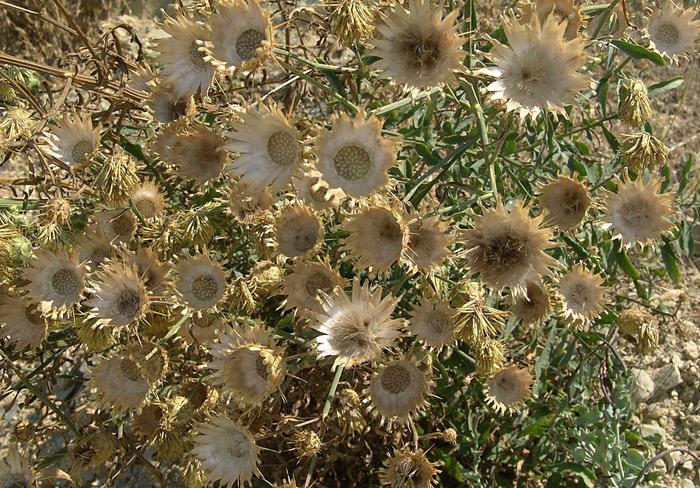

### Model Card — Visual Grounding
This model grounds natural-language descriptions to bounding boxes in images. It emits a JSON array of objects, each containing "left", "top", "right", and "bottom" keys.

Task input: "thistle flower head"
[
  {"left": 379, "top": 447, "right": 439, "bottom": 488},
  {"left": 461, "top": 201, "right": 558, "bottom": 296},
  {"left": 0, "top": 296, "right": 47, "bottom": 349},
  {"left": 23, "top": 248, "right": 86, "bottom": 315},
  {"left": 312, "top": 279, "right": 403, "bottom": 368},
  {"left": 485, "top": 13, "right": 589, "bottom": 118},
  {"left": 329, "top": 0, "right": 376, "bottom": 46},
  {"left": 280, "top": 260, "right": 344, "bottom": 318},
  {"left": 45, "top": 111, "right": 101, "bottom": 168},
  {"left": 472, "top": 338, "right": 506, "bottom": 376},
  {"left": 405, "top": 208, "right": 453, "bottom": 272},
  {"left": 78, "top": 226, "right": 114, "bottom": 270},
  {"left": 603, "top": 176, "right": 674, "bottom": 247},
  {"left": 342, "top": 203, "right": 410, "bottom": 274},
  {"left": 292, "top": 170, "right": 343, "bottom": 211},
  {"left": 537, "top": 174, "right": 591, "bottom": 230},
  {"left": 509, "top": 279, "right": 550, "bottom": 325},
  {"left": 371, "top": 0, "right": 466, "bottom": 92},
  {"left": 314, "top": 113, "right": 397, "bottom": 198},
  {"left": 557, "top": 265, "right": 606, "bottom": 323},
  {"left": 520, "top": 0, "right": 582, "bottom": 40},
  {"left": 95, "top": 152, "right": 139, "bottom": 205},
  {"left": 153, "top": 10, "right": 215, "bottom": 98},
  {"left": 0, "top": 446, "right": 35, "bottom": 488},
  {"left": 617, "top": 309, "right": 651, "bottom": 336},
  {"left": 274, "top": 204, "right": 322, "bottom": 259},
  {"left": 168, "top": 124, "right": 228, "bottom": 186},
  {"left": 368, "top": 358, "right": 430, "bottom": 422},
  {"left": 88, "top": 352, "right": 152, "bottom": 414},
  {"left": 85, "top": 260, "right": 148, "bottom": 329},
  {"left": 645, "top": 3, "right": 700, "bottom": 63},
  {"left": 92, "top": 208, "right": 137, "bottom": 246},
  {"left": 192, "top": 416, "right": 261, "bottom": 488},
  {"left": 129, "top": 180, "right": 165, "bottom": 220},
  {"left": 408, "top": 297, "right": 456, "bottom": 349},
  {"left": 173, "top": 251, "right": 227, "bottom": 311},
  {"left": 227, "top": 183, "right": 274, "bottom": 225},
  {"left": 486, "top": 365, "right": 534, "bottom": 414},
  {"left": 226, "top": 101, "right": 302, "bottom": 193}
]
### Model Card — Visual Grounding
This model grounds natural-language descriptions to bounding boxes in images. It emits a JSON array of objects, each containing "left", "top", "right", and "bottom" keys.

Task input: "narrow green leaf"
[
  {"left": 661, "top": 242, "right": 681, "bottom": 284},
  {"left": 648, "top": 76, "right": 684, "bottom": 97},
  {"left": 616, "top": 249, "right": 640, "bottom": 279},
  {"left": 611, "top": 40, "right": 665, "bottom": 66},
  {"left": 601, "top": 125, "right": 620, "bottom": 152},
  {"left": 414, "top": 143, "right": 440, "bottom": 165}
]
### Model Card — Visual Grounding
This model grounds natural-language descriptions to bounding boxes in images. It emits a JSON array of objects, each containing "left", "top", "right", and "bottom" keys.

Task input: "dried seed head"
[
  {"left": 617, "top": 309, "right": 650, "bottom": 336},
  {"left": 294, "top": 430, "right": 322, "bottom": 458},
  {"left": 621, "top": 132, "right": 669, "bottom": 172},
  {"left": 472, "top": 339, "right": 506, "bottom": 376},
  {"left": 619, "top": 79, "right": 653, "bottom": 128}
]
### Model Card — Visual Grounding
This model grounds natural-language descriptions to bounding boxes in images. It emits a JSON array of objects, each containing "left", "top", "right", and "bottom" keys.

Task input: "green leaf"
[
  {"left": 648, "top": 76, "right": 684, "bottom": 97},
  {"left": 601, "top": 125, "right": 620, "bottom": 152},
  {"left": 616, "top": 249, "right": 640, "bottom": 279},
  {"left": 611, "top": 40, "right": 666, "bottom": 66},
  {"left": 320, "top": 68, "right": 347, "bottom": 98},
  {"left": 534, "top": 320, "right": 557, "bottom": 395},
  {"left": 661, "top": 242, "right": 681, "bottom": 284},
  {"left": 553, "top": 463, "right": 596, "bottom": 487},
  {"left": 414, "top": 143, "right": 440, "bottom": 165}
]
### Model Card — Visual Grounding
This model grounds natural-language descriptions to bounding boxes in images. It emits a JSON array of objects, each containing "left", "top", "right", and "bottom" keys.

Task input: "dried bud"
[
  {"left": 294, "top": 430, "right": 322, "bottom": 458},
  {"left": 617, "top": 309, "right": 651, "bottom": 336},
  {"left": 619, "top": 79, "right": 652, "bottom": 128},
  {"left": 621, "top": 132, "right": 669, "bottom": 172}
]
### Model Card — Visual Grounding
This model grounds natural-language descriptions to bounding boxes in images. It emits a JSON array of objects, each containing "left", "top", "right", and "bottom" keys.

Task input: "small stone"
[
  {"left": 652, "top": 458, "right": 667, "bottom": 474},
  {"left": 640, "top": 423, "right": 666, "bottom": 442},
  {"left": 645, "top": 404, "right": 663, "bottom": 419},
  {"left": 629, "top": 368, "right": 655, "bottom": 403},
  {"left": 671, "top": 352, "right": 683, "bottom": 368},
  {"left": 654, "top": 363, "right": 683, "bottom": 392},
  {"left": 682, "top": 341, "right": 699, "bottom": 360}
]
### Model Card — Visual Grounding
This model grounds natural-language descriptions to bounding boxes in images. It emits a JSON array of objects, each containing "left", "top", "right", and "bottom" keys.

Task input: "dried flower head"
[
  {"left": 0, "top": 446, "right": 35, "bottom": 488},
  {"left": 408, "top": 297, "right": 456, "bottom": 349},
  {"left": 173, "top": 252, "right": 227, "bottom": 311},
  {"left": 274, "top": 204, "right": 322, "bottom": 258},
  {"left": 205, "top": 0, "right": 272, "bottom": 71},
  {"left": 95, "top": 152, "right": 139, "bottom": 205},
  {"left": 178, "top": 311, "right": 225, "bottom": 346},
  {"left": 637, "top": 321, "right": 659, "bottom": 355},
  {"left": 227, "top": 183, "right": 274, "bottom": 225},
  {"left": 153, "top": 10, "right": 215, "bottom": 98},
  {"left": 85, "top": 261, "right": 148, "bottom": 329},
  {"left": 330, "top": 0, "right": 376, "bottom": 45},
  {"left": 294, "top": 430, "right": 322, "bottom": 458},
  {"left": 66, "top": 431, "right": 115, "bottom": 484},
  {"left": 169, "top": 125, "right": 228, "bottom": 186},
  {"left": 226, "top": 102, "right": 302, "bottom": 192},
  {"left": 92, "top": 209, "right": 137, "bottom": 246},
  {"left": 147, "top": 83, "right": 193, "bottom": 123},
  {"left": 122, "top": 245, "right": 170, "bottom": 292},
  {"left": 379, "top": 447, "right": 439, "bottom": 488},
  {"left": 23, "top": 249, "right": 86, "bottom": 315},
  {"left": 89, "top": 352, "right": 152, "bottom": 414},
  {"left": 619, "top": 79, "right": 653, "bottom": 128},
  {"left": 603, "top": 176, "right": 674, "bottom": 247},
  {"left": 192, "top": 416, "right": 261, "bottom": 488},
  {"left": 509, "top": 279, "right": 550, "bottom": 325},
  {"left": 313, "top": 279, "right": 403, "bottom": 368},
  {"left": 557, "top": 266, "right": 606, "bottom": 323},
  {"left": 453, "top": 282, "right": 507, "bottom": 343},
  {"left": 79, "top": 226, "right": 114, "bottom": 269},
  {"left": 538, "top": 174, "right": 591, "bottom": 230},
  {"left": 461, "top": 201, "right": 558, "bottom": 295},
  {"left": 130, "top": 180, "right": 166, "bottom": 219},
  {"left": 645, "top": 3, "right": 700, "bottom": 62},
  {"left": 208, "top": 323, "right": 286, "bottom": 407},
  {"left": 617, "top": 309, "right": 651, "bottom": 336},
  {"left": 369, "top": 359, "right": 430, "bottom": 421},
  {"left": 292, "top": 170, "right": 343, "bottom": 211},
  {"left": 314, "top": 113, "right": 397, "bottom": 198},
  {"left": 0, "top": 296, "right": 47, "bottom": 350},
  {"left": 342, "top": 204, "right": 409, "bottom": 274},
  {"left": 621, "top": 132, "right": 669, "bottom": 172},
  {"left": 486, "top": 365, "right": 534, "bottom": 413},
  {"left": 280, "top": 260, "right": 344, "bottom": 318},
  {"left": 372, "top": 0, "right": 465, "bottom": 92},
  {"left": 45, "top": 111, "right": 100, "bottom": 168},
  {"left": 520, "top": 0, "right": 582, "bottom": 40},
  {"left": 472, "top": 338, "right": 506, "bottom": 375},
  {"left": 405, "top": 210, "right": 453, "bottom": 272},
  {"left": 485, "top": 14, "right": 589, "bottom": 118}
]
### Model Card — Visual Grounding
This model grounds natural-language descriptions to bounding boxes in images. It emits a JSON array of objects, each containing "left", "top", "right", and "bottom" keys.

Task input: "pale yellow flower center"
[
  {"left": 334, "top": 145, "right": 371, "bottom": 180},
  {"left": 304, "top": 271, "right": 334, "bottom": 297},
  {"left": 620, "top": 199, "right": 650, "bottom": 229},
  {"left": 380, "top": 364, "right": 412, "bottom": 394},
  {"left": 133, "top": 197, "right": 157, "bottom": 219},
  {"left": 24, "top": 304, "right": 44, "bottom": 325},
  {"left": 267, "top": 131, "right": 298, "bottom": 166},
  {"left": 191, "top": 274, "right": 220, "bottom": 302},
  {"left": 71, "top": 139, "right": 92, "bottom": 164},
  {"left": 120, "top": 358, "right": 143, "bottom": 382},
  {"left": 656, "top": 22, "right": 680, "bottom": 47},
  {"left": 111, "top": 213, "right": 134, "bottom": 237},
  {"left": 51, "top": 267, "right": 80, "bottom": 296},
  {"left": 117, "top": 290, "right": 142, "bottom": 319},
  {"left": 236, "top": 29, "right": 265, "bottom": 61},
  {"left": 401, "top": 28, "right": 441, "bottom": 72}
]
